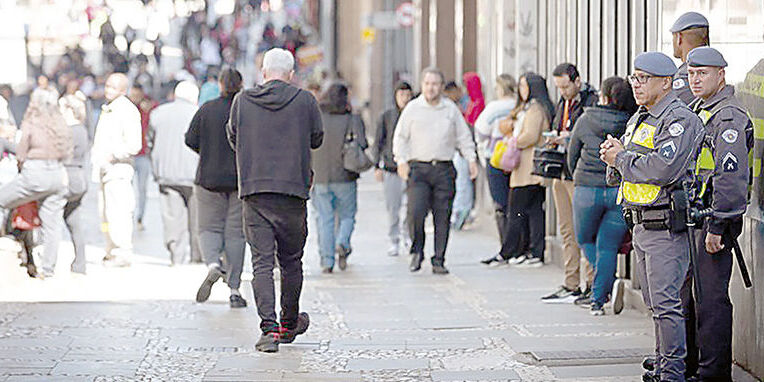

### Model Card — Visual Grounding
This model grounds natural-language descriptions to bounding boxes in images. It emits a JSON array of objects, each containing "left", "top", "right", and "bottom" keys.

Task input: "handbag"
[
  {"left": 531, "top": 145, "right": 566, "bottom": 179},
  {"left": 489, "top": 136, "right": 521, "bottom": 172},
  {"left": 11, "top": 201, "right": 41, "bottom": 231},
  {"left": 342, "top": 115, "right": 374, "bottom": 173}
]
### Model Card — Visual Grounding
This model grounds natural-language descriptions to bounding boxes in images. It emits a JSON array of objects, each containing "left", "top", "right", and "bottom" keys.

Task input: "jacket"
[
  {"left": 507, "top": 100, "right": 548, "bottom": 188},
  {"left": 552, "top": 82, "right": 598, "bottom": 180},
  {"left": 185, "top": 95, "right": 238, "bottom": 192},
  {"left": 567, "top": 105, "right": 630, "bottom": 187},
  {"left": 312, "top": 113, "right": 368, "bottom": 183},
  {"left": 227, "top": 80, "right": 324, "bottom": 200},
  {"left": 373, "top": 107, "right": 401, "bottom": 172},
  {"left": 91, "top": 95, "right": 142, "bottom": 182},
  {"left": 148, "top": 99, "right": 199, "bottom": 186}
]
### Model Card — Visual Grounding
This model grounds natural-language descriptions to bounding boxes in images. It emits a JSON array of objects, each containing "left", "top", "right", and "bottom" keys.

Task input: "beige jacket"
[{"left": 505, "top": 101, "right": 548, "bottom": 188}]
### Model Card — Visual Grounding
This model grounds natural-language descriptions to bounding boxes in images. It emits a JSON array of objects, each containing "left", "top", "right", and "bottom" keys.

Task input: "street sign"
[
  {"left": 396, "top": 2, "right": 416, "bottom": 27},
  {"left": 361, "top": 27, "right": 376, "bottom": 44}
]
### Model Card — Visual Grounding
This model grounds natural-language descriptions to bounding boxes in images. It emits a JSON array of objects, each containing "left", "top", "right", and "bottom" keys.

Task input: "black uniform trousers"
[
  {"left": 681, "top": 218, "right": 741, "bottom": 381},
  {"left": 407, "top": 161, "right": 456, "bottom": 266},
  {"left": 243, "top": 193, "right": 308, "bottom": 334}
]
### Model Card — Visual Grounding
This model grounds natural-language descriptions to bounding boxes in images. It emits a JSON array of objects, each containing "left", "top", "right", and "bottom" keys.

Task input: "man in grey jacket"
[{"left": 148, "top": 80, "right": 200, "bottom": 265}]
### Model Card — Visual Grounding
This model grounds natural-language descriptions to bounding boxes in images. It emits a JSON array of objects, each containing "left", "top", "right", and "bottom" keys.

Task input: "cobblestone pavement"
[{"left": 0, "top": 176, "right": 757, "bottom": 381}]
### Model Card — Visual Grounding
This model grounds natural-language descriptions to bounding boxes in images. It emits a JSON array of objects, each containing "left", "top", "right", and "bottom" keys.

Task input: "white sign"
[{"left": 396, "top": 2, "right": 416, "bottom": 27}]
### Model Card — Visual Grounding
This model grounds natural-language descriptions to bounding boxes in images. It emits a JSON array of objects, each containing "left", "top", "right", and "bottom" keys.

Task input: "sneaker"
[
  {"left": 136, "top": 221, "right": 145, "bottom": 232},
  {"left": 642, "top": 370, "right": 659, "bottom": 382},
  {"left": 387, "top": 245, "right": 399, "bottom": 257},
  {"left": 480, "top": 254, "right": 508, "bottom": 266},
  {"left": 229, "top": 294, "right": 247, "bottom": 308},
  {"left": 590, "top": 302, "right": 605, "bottom": 316},
  {"left": 255, "top": 332, "right": 279, "bottom": 353},
  {"left": 642, "top": 357, "right": 656, "bottom": 371},
  {"left": 574, "top": 288, "right": 592, "bottom": 307},
  {"left": 321, "top": 267, "right": 333, "bottom": 274},
  {"left": 516, "top": 257, "right": 543, "bottom": 268},
  {"left": 432, "top": 264, "right": 450, "bottom": 275},
  {"left": 508, "top": 255, "right": 527, "bottom": 265},
  {"left": 612, "top": 279, "right": 625, "bottom": 315},
  {"left": 541, "top": 286, "right": 581, "bottom": 304},
  {"left": 337, "top": 245, "right": 351, "bottom": 271},
  {"left": 103, "top": 256, "right": 131, "bottom": 268},
  {"left": 279, "top": 312, "right": 310, "bottom": 344},
  {"left": 196, "top": 266, "right": 224, "bottom": 303}
]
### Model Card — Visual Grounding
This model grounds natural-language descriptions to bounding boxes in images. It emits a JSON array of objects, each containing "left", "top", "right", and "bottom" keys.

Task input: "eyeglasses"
[{"left": 627, "top": 74, "right": 655, "bottom": 85}]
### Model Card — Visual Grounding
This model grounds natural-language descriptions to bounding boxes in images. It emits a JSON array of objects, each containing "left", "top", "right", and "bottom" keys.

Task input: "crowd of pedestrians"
[{"left": 0, "top": 7, "right": 758, "bottom": 380}]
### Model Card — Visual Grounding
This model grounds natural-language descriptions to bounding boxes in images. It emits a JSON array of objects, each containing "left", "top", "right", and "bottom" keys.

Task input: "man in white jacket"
[
  {"left": 148, "top": 81, "right": 200, "bottom": 265},
  {"left": 91, "top": 73, "right": 142, "bottom": 267}
]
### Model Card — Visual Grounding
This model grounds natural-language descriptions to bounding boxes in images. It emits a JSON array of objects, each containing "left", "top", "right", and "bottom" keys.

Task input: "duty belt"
[{"left": 623, "top": 206, "right": 672, "bottom": 231}]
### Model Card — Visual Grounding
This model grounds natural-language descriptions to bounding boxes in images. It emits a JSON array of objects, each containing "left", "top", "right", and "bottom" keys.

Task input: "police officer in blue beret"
[
  {"left": 671, "top": 12, "right": 710, "bottom": 105},
  {"left": 681, "top": 46, "right": 754, "bottom": 382},
  {"left": 600, "top": 51, "right": 705, "bottom": 382}
]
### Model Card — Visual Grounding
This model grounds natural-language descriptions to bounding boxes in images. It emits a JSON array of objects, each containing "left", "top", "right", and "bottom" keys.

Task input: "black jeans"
[
  {"left": 681, "top": 218, "right": 740, "bottom": 381},
  {"left": 500, "top": 185, "right": 545, "bottom": 260},
  {"left": 243, "top": 193, "right": 308, "bottom": 333},
  {"left": 407, "top": 161, "right": 456, "bottom": 266}
]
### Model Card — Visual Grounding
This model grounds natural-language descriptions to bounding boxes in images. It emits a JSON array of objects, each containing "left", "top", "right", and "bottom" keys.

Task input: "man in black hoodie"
[{"left": 227, "top": 48, "right": 323, "bottom": 353}]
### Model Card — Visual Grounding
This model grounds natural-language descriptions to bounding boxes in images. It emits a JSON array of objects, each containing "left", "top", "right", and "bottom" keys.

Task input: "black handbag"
[
  {"left": 342, "top": 115, "right": 373, "bottom": 173},
  {"left": 531, "top": 146, "right": 566, "bottom": 179}
]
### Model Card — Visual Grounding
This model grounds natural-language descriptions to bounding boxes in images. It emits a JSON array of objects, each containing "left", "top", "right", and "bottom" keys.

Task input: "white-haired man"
[
  {"left": 92, "top": 72, "right": 142, "bottom": 268},
  {"left": 227, "top": 48, "right": 323, "bottom": 352},
  {"left": 148, "top": 80, "right": 201, "bottom": 265}
]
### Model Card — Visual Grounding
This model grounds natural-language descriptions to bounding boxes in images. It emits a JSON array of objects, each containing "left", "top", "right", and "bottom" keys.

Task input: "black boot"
[{"left": 409, "top": 252, "right": 423, "bottom": 272}]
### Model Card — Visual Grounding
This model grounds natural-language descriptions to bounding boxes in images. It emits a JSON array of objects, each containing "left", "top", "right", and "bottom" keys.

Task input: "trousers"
[
  {"left": 0, "top": 160, "right": 67, "bottom": 274},
  {"left": 194, "top": 185, "right": 245, "bottom": 290},
  {"left": 633, "top": 223, "right": 690, "bottom": 382},
  {"left": 243, "top": 193, "right": 307, "bottom": 333},
  {"left": 382, "top": 171, "right": 409, "bottom": 247},
  {"left": 553, "top": 178, "right": 594, "bottom": 290},
  {"left": 681, "top": 219, "right": 740, "bottom": 381},
  {"left": 407, "top": 161, "right": 456, "bottom": 265}
]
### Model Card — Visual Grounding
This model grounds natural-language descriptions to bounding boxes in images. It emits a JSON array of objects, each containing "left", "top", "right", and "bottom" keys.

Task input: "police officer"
[
  {"left": 682, "top": 47, "right": 753, "bottom": 382},
  {"left": 600, "top": 52, "right": 705, "bottom": 382},
  {"left": 670, "top": 12, "right": 710, "bottom": 105}
]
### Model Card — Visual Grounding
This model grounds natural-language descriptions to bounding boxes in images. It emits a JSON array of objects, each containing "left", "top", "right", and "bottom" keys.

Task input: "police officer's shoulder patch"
[
  {"left": 722, "top": 152, "right": 738, "bottom": 172},
  {"left": 669, "top": 123, "right": 684, "bottom": 137},
  {"left": 721, "top": 129, "right": 738, "bottom": 144},
  {"left": 660, "top": 141, "right": 677, "bottom": 159},
  {"left": 673, "top": 78, "right": 686, "bottom": 90}
]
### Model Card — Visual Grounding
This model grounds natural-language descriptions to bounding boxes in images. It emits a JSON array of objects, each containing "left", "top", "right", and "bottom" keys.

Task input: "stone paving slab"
[{"left": 0, "top": 176, "right": 759, "bottom": 381}]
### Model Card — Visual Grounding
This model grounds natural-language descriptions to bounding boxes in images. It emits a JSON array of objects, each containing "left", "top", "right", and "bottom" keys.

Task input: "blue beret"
[
  {"left": 687, "top": 47, "right": 727, "bottom": 68},
  {"left": 670, "top": 12, "right": 709, "bottom": 33},
  {"left": 634, "top": 52, "right": 678, "bottom": 77}
]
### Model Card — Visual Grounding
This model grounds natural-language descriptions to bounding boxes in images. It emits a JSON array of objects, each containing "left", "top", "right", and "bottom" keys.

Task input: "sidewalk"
[{"left": 0, "top": 175, "right": 754, "bottom": 381}]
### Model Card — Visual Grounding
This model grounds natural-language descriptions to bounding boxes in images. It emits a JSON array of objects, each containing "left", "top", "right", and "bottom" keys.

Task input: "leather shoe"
[
  {"left": 432, "top": 264, "right": 450, "bottom": 274},
  {"left": 409, "top": 253, "right": 423, "bottom": 272}
]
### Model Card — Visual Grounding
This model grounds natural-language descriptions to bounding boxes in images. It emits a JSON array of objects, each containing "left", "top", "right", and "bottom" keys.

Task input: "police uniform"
[
  {"left": 682, "top": 47, "right": 754, "bottom": 382},
  {"left": 615, "top": 52, "right": 705, "bottom": 382},
  {"left": 670, "top": 12, "right": 710, "bottom": 105}
]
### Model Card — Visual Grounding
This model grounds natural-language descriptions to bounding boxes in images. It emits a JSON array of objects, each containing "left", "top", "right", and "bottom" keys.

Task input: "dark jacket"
[
  {"left": 553, "top": 82, "right": 598, "bottom": 179},
  {"left": 64, "top": 123, "right": 90, "bottom": 196},
  {"left": 552, "top": 82, "right": 599, "bottom": 133},
  {"left": 185, "top": 95, "right": 238, "bottom": 192},
  {"left": 312, "top": 113, "right": 367, "bottom": 184},
  {"left": 372, "top": 108, "right": 401, "bottom": 172},
  {"left": 567, "top": 105, "right": 630, "bottom": 187},
  {"left": 227, "top": 80, "right": 323, "bottom": 200}
]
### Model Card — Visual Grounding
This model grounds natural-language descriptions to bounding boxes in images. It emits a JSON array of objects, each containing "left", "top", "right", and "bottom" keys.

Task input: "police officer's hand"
[
  {"left": 469, "top": 161, "right": 479, "bottom": 180},
  {"left": 397, "top": 162, "right": 410, "bottom": 181},
  {"left": 705, "top": 233, "right": 724, "bottom": 254},
  {"left": 599, "top": 135, "right": 624, "bottom": 166}
]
